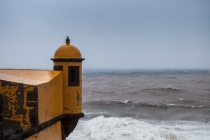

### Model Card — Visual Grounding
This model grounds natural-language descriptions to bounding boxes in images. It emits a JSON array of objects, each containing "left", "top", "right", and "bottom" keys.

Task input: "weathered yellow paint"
[
  {"left": 53, "top": 42, "right": 83, "bottom": 114},
  {"left": 0, "top": 69, "right": 62, "bottom": 129},
  {"left": 0, "top": 81, "right": 35, "bottom": 128}
]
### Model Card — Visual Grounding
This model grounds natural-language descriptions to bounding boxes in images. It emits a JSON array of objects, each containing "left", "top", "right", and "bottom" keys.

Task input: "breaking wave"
[
  {"left": 84, "top": 100, "right": 209, "bottom": 109},
  {"left": 68, "top": 116, "right": 210, "bottom": 140},
  {"left": 143, "top": 86, "right": 182, "bottom": 92}
]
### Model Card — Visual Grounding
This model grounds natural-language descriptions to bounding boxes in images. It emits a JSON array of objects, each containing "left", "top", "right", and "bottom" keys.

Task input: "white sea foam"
[
  {"left": 68, "top": 116, "right": 210, "bottom": 140},
  {"left": 119, "top": 100, "right": 130, "bottom": 103}
]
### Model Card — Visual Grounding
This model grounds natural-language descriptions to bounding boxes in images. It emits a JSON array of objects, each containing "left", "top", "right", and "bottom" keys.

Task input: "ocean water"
[{"left": 68, "top": 69, "right": 210, "bottom": 140}]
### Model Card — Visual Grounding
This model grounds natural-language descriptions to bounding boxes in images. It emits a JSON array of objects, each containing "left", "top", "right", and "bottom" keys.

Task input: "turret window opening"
[
  {"left": 68, "top": 66, "right": 79, "bottom": 86},
  {"left": 71, "top": 70, "right": 76, "bottom": 81}
]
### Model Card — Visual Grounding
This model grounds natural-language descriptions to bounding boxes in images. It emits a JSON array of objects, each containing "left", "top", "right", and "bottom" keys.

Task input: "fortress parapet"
[{"left": 0, "top": 37, "right": 85, "bottom": 140}]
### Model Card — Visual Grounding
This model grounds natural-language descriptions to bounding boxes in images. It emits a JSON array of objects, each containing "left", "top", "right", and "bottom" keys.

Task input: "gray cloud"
[{"left": 0, "top": 0, "right": 209, "bottom": 69}]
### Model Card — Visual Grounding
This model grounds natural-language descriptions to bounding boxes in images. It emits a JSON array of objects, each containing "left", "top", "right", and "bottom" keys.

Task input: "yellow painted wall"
[
  {"left": 23, "top": 72, "right": 63, "bottom": 140},
  {"left": 54, "top": 62, "right": 82, "bottom": 114},
  {"left": 0, "top": 81, "right": 36, "bottom": 128},
  {"left": 37, "top": 72, "right": 63, "bottom": 124},
  {"left": 0, "top": 72, "right": 64, "bottom": 139}
]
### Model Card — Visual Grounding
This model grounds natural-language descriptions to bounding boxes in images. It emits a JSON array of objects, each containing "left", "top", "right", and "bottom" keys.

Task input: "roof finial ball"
[{"left": 66, "top": 36, "right": 70, "bottom": 44}]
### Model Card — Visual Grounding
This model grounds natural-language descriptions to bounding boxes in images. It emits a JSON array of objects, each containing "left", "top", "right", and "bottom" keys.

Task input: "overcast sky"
[{"left": 0, "top": 0, "right": 210, "bottom": 70}]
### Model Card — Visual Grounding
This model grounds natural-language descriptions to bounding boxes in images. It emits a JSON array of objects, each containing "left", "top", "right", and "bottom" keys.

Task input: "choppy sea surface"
[{"left": 68, "top": 69, "right": 210, "bottom": 140}]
